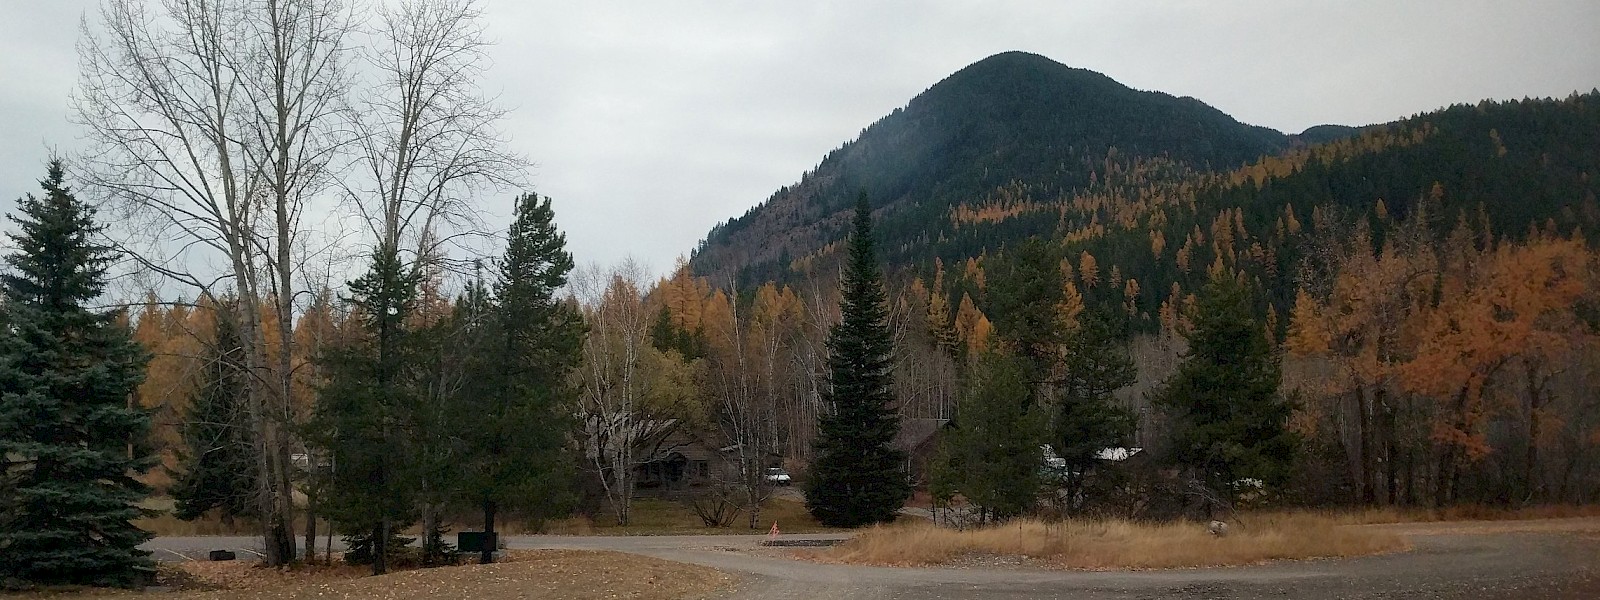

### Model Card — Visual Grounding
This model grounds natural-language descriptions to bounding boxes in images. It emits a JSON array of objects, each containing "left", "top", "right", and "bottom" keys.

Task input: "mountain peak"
[
  {"left": 965, "top": 50, "right": 1069, "bottom": 69},
  {"left": 691, "top": 52, "right": 1289, "bottom": 285},
  {"left": 959, "top": 50, "right": 1095, "bottom": 76}
]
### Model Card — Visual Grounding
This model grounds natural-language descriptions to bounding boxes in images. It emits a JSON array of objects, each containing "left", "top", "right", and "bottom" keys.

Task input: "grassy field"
[
  {"left": 133, "top": 497, "right": 258, "bottom": 536},
  {"left": 4, "top": 550, "right": 729, "bottom": 600},
  {"left": 822, "top": 513, "right": 1409, "bottom": 569}
]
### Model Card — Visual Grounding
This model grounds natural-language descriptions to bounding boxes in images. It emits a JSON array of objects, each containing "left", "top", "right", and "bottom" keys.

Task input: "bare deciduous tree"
[
  {"left": 346, "top": 0, "right": 521, "bottom": 268},
  {"left": 77, "top": 0, "right": 516, "bottom": 567},
  {"left": 574, "top": 260, "right": 699, "bottom": 526},
  {"left": 76, "top": 0, "right": 354, "bottom": 565}
]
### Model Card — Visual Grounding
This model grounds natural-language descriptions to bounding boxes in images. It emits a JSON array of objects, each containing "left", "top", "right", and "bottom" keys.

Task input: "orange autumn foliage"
[
  {"left": 953, "top": 292, "right": 993, "bottom": 356},
  {"left": 1401, "top": 235, "right": 1594, "bottom": 463}
]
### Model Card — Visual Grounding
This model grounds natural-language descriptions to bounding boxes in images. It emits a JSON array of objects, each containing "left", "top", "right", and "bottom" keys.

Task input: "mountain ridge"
[
  {"left": 690, "top": 51, "right": 1291, "bottom": 284},
  {"left": 688, "top": 51, "right": 1599, "bottom": 313}
]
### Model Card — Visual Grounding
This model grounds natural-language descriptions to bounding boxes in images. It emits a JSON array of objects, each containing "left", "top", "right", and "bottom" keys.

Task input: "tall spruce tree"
[
  {"left": 805, "top": 192, "right": 910, "bottom": 528},
  {"left": 1052, "top": 312, "right": 1137, "bottom": 509},
  {"left": 458, "top": 193, "right": 585, "bottom": 563},
  {"left": 1152, "top": 274, "right": 1297, "bottom": 502},
  {"left": 0, "top": 162, "right": 154, "bottom": 588},
  {"left": 170, "top": 302, "right": 257, "bottom": 522}
]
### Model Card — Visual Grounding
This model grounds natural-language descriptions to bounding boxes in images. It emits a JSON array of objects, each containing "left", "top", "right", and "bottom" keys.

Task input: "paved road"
[{"left": 145, "top": 520, "right": 1600, "bottom": 599}]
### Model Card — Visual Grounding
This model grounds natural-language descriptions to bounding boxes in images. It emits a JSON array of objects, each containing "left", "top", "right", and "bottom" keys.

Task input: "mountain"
[
  {"left": 1047, "top": 94, "right": 1600, "bottom": 327},
  {"left": 689, "top": 51, "right": 1600, "bottom": 334},
  {"left": 690, "top": 51, "right": 1288, "bottom": 284},
  {"left": 1291, "top": 124, "right": 1362, "bottom": 145}
]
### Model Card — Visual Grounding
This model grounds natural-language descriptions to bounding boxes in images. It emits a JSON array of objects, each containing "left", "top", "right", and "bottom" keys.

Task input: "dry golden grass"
[
  {"left": 132, "top": 497, "right": 271, "bottom": 536},
  {"left": 5, "top": 550, "right": 730, "bottom": 600},
  {"left": 134, "top": 514, "right": 256, "bottom": 537},
  {"left": 824, "top": 514, "right": 1409, "bottom": 570},
  {"left": 541, "top": 497, "right": 836, "bottom": 535}
]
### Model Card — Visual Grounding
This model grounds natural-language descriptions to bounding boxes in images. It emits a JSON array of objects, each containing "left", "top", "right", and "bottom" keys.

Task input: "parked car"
[{"left": 764, "top": 467, "right": 792, "bottom": 485}]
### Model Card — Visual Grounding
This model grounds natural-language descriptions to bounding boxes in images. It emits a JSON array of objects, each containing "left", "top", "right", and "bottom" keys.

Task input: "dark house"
[
  {"left": 894, "top": 417, "right": 950, "bottom": 487},
  {"left": 634, "top": 428, "right": 782, "bottom": 495},
  {"left": 635, "top": 428, "right": 722, "bottom": 492}
]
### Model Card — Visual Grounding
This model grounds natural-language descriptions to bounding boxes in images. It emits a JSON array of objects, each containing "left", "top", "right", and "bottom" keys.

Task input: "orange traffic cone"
[{"left": 768, "top": 521, "right": 780, "bottom": 540}]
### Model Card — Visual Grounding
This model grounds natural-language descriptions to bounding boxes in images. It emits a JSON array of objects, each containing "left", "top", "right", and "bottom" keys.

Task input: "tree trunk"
[
  {"left": 1357, "top": 386, "right": 1375, "bottom": 505},
  {"left": 421, "top": 503, "right": 437, "bottom": 566},
  {"left": 1403, "top": 446, "right": 1417, "bottom": 507},
  {"left": 231, "top": 288, "right": 296, "bottom": 566},
  {"left": 1380, "top": 390, "right": 1397, "bottom": 505},
  {"left": 481, "top": 500, "right": 497, "bottom": 564},
  {"left": 1524, "top": 361, "right": 1544, "bottom": 503},
  {"left": 747, "top": 503, "right": 763, "bottom": 530},
  {"left": 374, "top": 519, "right": 389, "bottom": 576},
  {"left": 1435, "top": 446, "right": 1453, "bottom": 507},
  {"left": 611, "top": 442, "right": 633, "bottom": 526},
  {"left": 303, "top": 502, "right": 317, "bottom": 563}
]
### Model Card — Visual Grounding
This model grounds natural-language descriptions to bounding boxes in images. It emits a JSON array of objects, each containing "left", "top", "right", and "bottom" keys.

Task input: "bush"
[
  {"left": 342, "top": 531, "right": 417, "bottom": 567},
  {"left": 681, "top": 485, "right": 744, "bottom": 528}
]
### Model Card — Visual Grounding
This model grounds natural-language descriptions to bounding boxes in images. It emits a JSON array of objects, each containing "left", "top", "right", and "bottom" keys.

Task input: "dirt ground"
[
  {"left": 11, "top": 550, "right": 730, "bottom": 600},
  {"left": 136, "top": 516, "right": 1600, "bottom": 599},
  {"left": 514, "top": 518, "right": 1600, "bottom": 599}
]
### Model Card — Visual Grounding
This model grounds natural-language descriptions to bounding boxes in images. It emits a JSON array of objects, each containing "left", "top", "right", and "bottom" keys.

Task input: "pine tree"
[
  {"left": 0, "top": 162, "right": 154, "bottom": 588},
  {"left": 408, "top": 292, "right": 464, "bottom": 568},
  {"left": 170, "top": 302, "right": 257, "bottom": 522},
  {"left": 805, "top": 193, "right": 910, "bottom": 528},
  {"left": 985, "top": 242, "right": 1137, "bottom": 512},
  {"left": 649, "top": 305, "right": 707, "bottom": 360},
  {"left": 986, "top": 239, "right": 1064, "bottom": 383},
  {"left": 458, "top": 193, "right": 585, "bottom": 563},
  {"left": 308, "top": 252, "right": 422, "bottom": 575},
  {"left": 1152, "top": 274, "right": 1297, "bottom": 503},
  {"left": 938, "top": 352, "right": 1044, "bottom": 523},
  {"left": 1052, "top": 311, "right": 1138, "bottom": 510}
]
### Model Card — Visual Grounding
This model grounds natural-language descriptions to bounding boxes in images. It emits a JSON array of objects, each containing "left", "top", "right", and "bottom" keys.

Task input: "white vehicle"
[{"left": 764, "top": 467, "right": 792, "bottom": 485}]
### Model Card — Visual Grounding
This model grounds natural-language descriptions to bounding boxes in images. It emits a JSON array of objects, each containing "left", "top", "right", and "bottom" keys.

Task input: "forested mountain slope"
[
  {"left": 689, "top": 51, "right": 1290, "bottom": 285},
  {"left": 690, "top": 50, "right": 1600, "bottom": 335}
]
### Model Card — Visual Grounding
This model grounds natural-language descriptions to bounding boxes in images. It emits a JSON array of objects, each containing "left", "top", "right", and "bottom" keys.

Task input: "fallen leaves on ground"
[{"left": 9, "top": 551, "right": 729, "bottom": 600}]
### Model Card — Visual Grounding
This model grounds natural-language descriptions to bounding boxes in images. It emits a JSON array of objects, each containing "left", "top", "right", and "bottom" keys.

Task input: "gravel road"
[{"left": 144, "top": 519, "right": 1600, "bottom": 599}]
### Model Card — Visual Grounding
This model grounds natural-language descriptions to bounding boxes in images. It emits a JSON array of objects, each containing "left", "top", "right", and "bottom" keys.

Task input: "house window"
[{"left": 694, "top": 460, "right": 709, "bottom": 478}]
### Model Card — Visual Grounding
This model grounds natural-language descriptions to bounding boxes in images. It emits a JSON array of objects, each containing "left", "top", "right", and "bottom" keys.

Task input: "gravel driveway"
[{"left": 145, "top": 519, "right": 1600, "bottom": 599}]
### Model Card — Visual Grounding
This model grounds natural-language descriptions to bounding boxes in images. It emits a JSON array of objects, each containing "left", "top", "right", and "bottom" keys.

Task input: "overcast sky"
[{"left": 2, "top": 0, "right": 1597, "bottom": 280}]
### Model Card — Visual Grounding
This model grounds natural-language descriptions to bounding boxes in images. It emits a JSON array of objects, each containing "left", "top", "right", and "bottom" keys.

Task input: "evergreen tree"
[
  {"left": 307, "top": 251, "right": 422, "bottom": 575},
  {"left": 405, "top": 288, "right": 464, "bottom": 568},
  {"left": 0, "top": 162, "right": 154, "bottom": 588},
  {"left": 805, "top": 193, "right": 910, "bottom": 527},
  {"left": 986, "top": 238, "right": 1065, "bottom": 382},
  {"left": 458, "top": 193, "right": 585, "bottom": 563},
  {"left": 938, "top": 352, "right": 1044, "bottom": 523},
  {"left": 170, "top": 302, "right": 257, "bottom": 522},
  {"left": 1152, "top": 274, "right": 1297, "bottom": 502},
  {"left": 649, "top": 305, "right": 707, "bottom": 360},
  {"left": 1052, "top": 312, "right": 1138, "bottom": 510}
]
